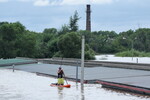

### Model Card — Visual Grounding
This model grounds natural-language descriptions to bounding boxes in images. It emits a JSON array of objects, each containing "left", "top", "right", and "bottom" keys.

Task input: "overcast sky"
[{"left": 0, "top": 0, "right": 150, "bottom": 33}]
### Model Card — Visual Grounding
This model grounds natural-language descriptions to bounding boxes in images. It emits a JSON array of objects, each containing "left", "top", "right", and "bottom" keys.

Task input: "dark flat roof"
[{"left": 2, "top": 63, "right": 150, "bottom": 89}]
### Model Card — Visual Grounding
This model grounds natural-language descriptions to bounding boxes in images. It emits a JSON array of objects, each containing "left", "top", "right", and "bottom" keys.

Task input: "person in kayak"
[{"left": 57, "top": 67, "right": 64, "bottom": 85}]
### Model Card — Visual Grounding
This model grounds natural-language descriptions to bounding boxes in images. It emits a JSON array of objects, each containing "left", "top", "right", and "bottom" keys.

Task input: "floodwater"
[
  {"left": 0, "top": 69, "right": 149, "bottom": 100},
  {"left": 95, "top": 55, "right": 150, "bottom": 64}
]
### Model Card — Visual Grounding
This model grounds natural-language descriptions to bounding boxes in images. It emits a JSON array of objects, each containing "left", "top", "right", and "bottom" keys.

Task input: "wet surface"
[
  {"left": 95, "top": 55, "right": 150, "bottom": 64},
  {"left": 0, "top": 69, "right": 149, "bottom": 100}
]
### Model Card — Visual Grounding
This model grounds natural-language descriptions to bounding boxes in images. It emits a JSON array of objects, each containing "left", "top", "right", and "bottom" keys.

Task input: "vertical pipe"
[
  {"left": 137, "top": 58, "right": 138, "bottom": 63},
  {"left": 76, "top": 60, "right": 79, "bottom": 83},
  {"left": 132, "top": 40, "right": 133, "bottom": 61},
  {"left": 13, "top": 64, "right": 14, "bottom": 72},
  {"left": 81, "top": 36, "right": 85, "bottom": 88}
]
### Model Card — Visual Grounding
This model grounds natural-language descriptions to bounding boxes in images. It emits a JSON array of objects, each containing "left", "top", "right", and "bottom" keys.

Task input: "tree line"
[{"left": 0, "top": 12, "right": 150, "bottom": 59}]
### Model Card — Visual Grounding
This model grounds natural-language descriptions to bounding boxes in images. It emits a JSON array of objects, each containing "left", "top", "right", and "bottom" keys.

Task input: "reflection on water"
[
  {"left": 58, "top": 87, "right": 64, "bottom": 100},
  {"left": 57, "top": 83, "right": 86, "bottom": 100},
  {"left": 81, "top": 85, "right": 85, "bottom": 100}
]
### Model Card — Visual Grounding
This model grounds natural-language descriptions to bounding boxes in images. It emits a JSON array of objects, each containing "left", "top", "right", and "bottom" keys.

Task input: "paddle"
[
  {"left": 60, "top": 57, "right": 68, "bottom": 85},
  {"left": 64, "top": 74, "right": 68, "bottom": 85},
  {"left": 59, "top": 57, "right": 69, "bottom": 85}
]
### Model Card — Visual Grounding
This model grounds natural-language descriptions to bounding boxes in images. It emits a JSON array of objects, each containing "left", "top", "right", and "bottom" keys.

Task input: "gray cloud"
[
  {"left": 0, "top": 0, "right": 8, "bottom": 2},
  {"left": 16, "top": 0, "right": 118, "bottom": 6}
]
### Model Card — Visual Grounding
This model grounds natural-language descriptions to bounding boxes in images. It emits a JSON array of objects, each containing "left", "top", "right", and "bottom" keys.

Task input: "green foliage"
[
  {"left": 87, "top": 30, "right": 118, "bottom": 53},
  {"left": 69, "top": 11, "right": 80, "bottom": 32},
  {"left": 43, "top": 28, "right": 57, "bottom": 34},
  {"left": 58, "top": 10, "right": 80, "bottom": 36},
  {"left": 0, "top": 20, "right": 150, "bottom": 59},
  {"left": 53, "top": 51, "right": 63, "bottom": 57},
  {"left": 115, "top": 50, "right": 150, "bottom": 57},
  {"left": 57, "top": 32, "right": 95, "bottom": 60},
  {"left": 0, "top": 41, "right": 16, "bottom": 58},
  {"left": 58, "top": 24, "right": 70, "bottom": 35},
  {"left": 85, "top": 44, "right": 95, "bottom": 60},
  {"left": 134, "top": 28, "right": 150, "bottom": 52},
  {"left": 15, "top": 32, "right": 37, "bottom": 58},
  {"left": 47, "top": 38, "right": 59, "bottom": 57},
  {"left": 58, "top": 32, "right": 81, "bottom": 58},
  {"left": 35, "top": 32, "right": 58, "bottom": 58},
  {"left": 0, "top": 22, "right": 25, "bottom": 58},
  {"left": 0, "top": 22, "right": 25, "bottom": 41}
]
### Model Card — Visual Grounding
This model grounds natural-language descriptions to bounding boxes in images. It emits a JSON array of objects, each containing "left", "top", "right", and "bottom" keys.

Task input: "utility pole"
[{"left": 81, "top": 36, "right": 85, "bottom": 89}]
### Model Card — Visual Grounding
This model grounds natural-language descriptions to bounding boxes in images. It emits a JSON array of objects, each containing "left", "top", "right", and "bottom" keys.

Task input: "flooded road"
[{"left": 0, "top": 69, "right": 149, "bottom": 100}]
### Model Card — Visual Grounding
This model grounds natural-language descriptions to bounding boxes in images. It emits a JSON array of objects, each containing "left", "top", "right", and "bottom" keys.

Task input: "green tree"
[
  {"left": 58, "top": 32, "right": 81, "bottom": 58},
  {"left": 58, "top": 32, "right": 95, "bottom": 59},
  {"left": 0, "top": 22, "right": 25, "bottom": 58},
  {"left": 85, "top": 44, "right": 95, "bottom": 60},
  {"left": 87, "top": 31, "right": 118, "bottom": 53},
  {"left": 58, "top": 11, "right": 80, "bottom": 35},
  {"left": 15, "top": 32, "right": 36, "bottom": 58},
  {"left": 43, "top": 28, "right": 57, "bottom": 34},
  {"left": 58, "top": 24, "right": 70, "bottom": 35},
  {"left": 134, "top": 28, "right": 150, "bottom": 52},
  {"left": 69, "top": 11, "right": 80, "bottom": 32},
  {"left": 113, "top": 30, "right": 134, "bottom": 52},
  {"left": 47, "top": 38, "right": 59, "bottom": 57},
  {"left": 35, "top": 32, "right": 58, "bottom": 58}
]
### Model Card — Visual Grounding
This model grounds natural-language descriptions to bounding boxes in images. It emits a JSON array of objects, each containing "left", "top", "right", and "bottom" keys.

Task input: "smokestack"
[{"left": 86, "top": 4, "right": 91, "bottom": 32}]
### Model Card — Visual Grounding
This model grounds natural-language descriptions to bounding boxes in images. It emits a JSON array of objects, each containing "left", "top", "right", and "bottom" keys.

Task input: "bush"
[
  {"left": 53, "top": 51, "right": 63, "bottom": 57},
  {"left": 85, "top": 44, "right": 95, "bottom": 60},
  {"left": 85, "top": 50, "right": 95, "bottom": 60},
  {"left": 115, "top": 50, "right": 150, "bottom": 57}
]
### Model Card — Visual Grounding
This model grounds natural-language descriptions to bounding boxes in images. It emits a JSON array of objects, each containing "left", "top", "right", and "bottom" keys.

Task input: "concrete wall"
[{"left": 37, "top": 58, "right": 150, "bottom": 71}]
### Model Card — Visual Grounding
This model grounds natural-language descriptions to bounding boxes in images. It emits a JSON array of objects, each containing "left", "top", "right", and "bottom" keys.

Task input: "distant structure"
[{"left": 86, "top": 4, "right": 91, "bottom": 32}]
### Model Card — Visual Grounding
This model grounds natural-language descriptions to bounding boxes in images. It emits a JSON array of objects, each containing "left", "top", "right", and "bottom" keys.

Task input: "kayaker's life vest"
[{"left": 58, "top": 69, "right": 64, "bottom": 78}]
